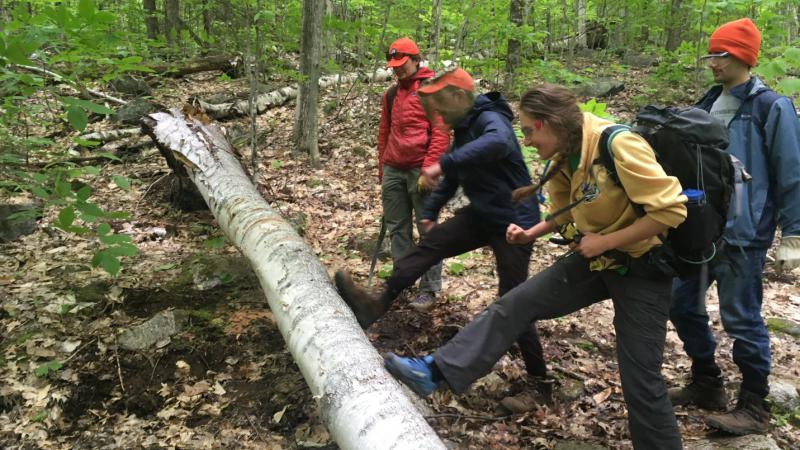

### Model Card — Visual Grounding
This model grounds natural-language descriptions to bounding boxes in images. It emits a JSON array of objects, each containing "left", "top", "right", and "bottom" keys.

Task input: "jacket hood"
[{"left": 456, "top": 92, "right": 513, "bottom": 128}]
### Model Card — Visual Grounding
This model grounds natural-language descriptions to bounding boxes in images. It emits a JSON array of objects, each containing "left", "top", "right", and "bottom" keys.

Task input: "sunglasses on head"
[{"left": 386, "top": 49, "right": 414, "bottom": 61}]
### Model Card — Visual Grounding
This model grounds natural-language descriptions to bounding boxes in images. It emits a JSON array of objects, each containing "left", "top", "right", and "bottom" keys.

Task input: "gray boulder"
[
  {"left": 685, "top": 434, "right": 781, "bottom": 450},
  {"left": 573, "top": 77, "right": 625, "bottom": 99},
  {"left": 768, "top": 378, "right": 800, "bottom": 412},
  {"left": 0, "top": 203, "right": 39, "bottom": 242}
]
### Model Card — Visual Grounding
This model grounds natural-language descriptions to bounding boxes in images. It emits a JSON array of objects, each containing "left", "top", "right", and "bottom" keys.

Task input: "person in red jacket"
[{"left": 378, "top": 37, "right": 450, "bottom": 310}]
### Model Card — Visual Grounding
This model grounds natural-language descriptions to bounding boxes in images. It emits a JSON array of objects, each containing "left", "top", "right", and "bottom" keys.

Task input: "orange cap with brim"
[
  {"left": 386, "top": 37, "right": 420, "bottom": 68},
  {"left": 418, "top": 68, "right": 474, "bottom": 95}
]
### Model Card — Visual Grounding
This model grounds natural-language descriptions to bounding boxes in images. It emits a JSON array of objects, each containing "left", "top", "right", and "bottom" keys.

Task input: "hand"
[
  {"left": 506, "top": 223, "right": 533, "bottom": 245},
  {"left": 417, "top": 175, "right": 433, "bottom": 192},
  {"left": 420, "top": 163, "right": 442, "bottom": 190},
  {"left": 775, "top": 236, "right": 800, "bottom": 274},
  {"left": 573, "top": 232, "right": 611, "bottom": 258},
  {"left": 420, "top": 219, "right": 436, "bottom": 233}
]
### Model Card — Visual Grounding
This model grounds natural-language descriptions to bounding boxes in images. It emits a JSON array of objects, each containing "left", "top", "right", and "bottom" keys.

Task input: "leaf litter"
[{"left": 0, "top": 57, "right": 798, "bottom": 450}]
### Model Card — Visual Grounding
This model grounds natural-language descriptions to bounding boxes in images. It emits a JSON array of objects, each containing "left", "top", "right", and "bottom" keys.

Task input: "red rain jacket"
[{"left": 377, "top": 67, "right": 450, "bottom": 180}]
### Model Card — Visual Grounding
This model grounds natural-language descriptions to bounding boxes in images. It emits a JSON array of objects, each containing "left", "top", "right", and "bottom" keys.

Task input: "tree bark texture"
[
  {"left": 143, "top": 0, "right": 159, "bottom": 40},
  {"left": 294, "top": 0, "right": 325, "bottom": 167},
  {"left": 148, "top": 54, "right": 243, "bottom": 78},
  {"left": 505, "top": 0, "right": 526, "bottom": 93},
  {"left": 164, "top": 0, "right": 180, "bottom": 47},
  {"left": 200, "top": 69, "right": 393, "bottom": 120},
  {"left": 665, "top": 0, "right": 683, "bottom": 51},
  {"left": 141, "top": 108, "right": 447, "bottom": 450},
  {"left": 428, "top": 0, "right": 442, "bottom": 64}
]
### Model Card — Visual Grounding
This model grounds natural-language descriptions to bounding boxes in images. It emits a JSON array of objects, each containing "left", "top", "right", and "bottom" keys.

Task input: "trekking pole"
[{"left": 367, "top": 217, "right": 387, "bottom": 288}]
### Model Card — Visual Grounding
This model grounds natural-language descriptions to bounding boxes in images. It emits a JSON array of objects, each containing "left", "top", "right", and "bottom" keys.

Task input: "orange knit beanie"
[{"left": 708, "top": 18, "right": 761, "bottom": 67}]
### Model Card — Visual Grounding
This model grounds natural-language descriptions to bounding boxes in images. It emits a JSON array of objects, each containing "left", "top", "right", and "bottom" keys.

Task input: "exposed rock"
[
  {"left": 768, "top": 378, "right": 800, "bottom": 412},
  {"left": 622, "top": 52, "right": 658, "bottom": 68},
  {"left": 572, "top": 77, "right": 625, "bottom": 99},
  {"left": 118, "top": 310, "right": 184, "bottom": 350},
  {"left": 685, "top": 434, "right": 781, "bottom": 450},
  {"left": 0, "top": 203, "right": 39, "bottom": 242},
  {"left": 115, "top": 99, "right": 160, "bottom": 125},
  {"left": 766, "top": 317, "right": 800, "bottom": 337},
  {"left": 558, "top": 378, "right": 585, "bottom": 403},
  {"left": 554, "top": 440, "right": 608, "bottom": 450},
  {"left": 110, "top": 75, "right": 152, "bottom": 97}
]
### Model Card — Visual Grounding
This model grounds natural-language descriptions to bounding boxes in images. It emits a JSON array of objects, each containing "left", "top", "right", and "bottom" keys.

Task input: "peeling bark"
[{"left": 141, "top": 107, "right": 446, "bottom": 450}]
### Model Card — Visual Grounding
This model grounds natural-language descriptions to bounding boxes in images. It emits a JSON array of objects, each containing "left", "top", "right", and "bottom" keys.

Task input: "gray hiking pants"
[
  {"left": 432, "top": 252, "right": 682, "bottom": 450},
  {"left": 381, "top": 165, "right": 442, "bottom": 293}
]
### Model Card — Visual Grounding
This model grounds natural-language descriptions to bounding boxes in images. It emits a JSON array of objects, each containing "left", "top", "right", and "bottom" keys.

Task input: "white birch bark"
[
  {"left": 141, "top": 108, "right": 446, "bottom": 450},
  {"left": 199, "top": 68, "right": 394, "bottom": 119}
]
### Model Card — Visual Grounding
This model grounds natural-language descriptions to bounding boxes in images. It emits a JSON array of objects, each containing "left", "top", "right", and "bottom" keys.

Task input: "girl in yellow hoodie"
[{"left": 384, "top": 84, "right": 687, "bottom": 449}]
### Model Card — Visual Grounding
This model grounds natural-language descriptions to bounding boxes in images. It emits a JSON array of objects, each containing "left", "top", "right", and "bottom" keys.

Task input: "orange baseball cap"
[
  {"left": 386, "top": 37, "right": 420, "bottom": 68},
  {"left": 417, "top": 68, "right": 474, "bottom": 95}
]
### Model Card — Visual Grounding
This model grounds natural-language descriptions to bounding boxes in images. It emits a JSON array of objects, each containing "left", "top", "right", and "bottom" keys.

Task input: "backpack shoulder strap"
[
  {"left": 596, "top": 124, "right": 630, "bottom": 185},
  {"left": 386, "top": 84, "right": 399, "bottom": 123}
]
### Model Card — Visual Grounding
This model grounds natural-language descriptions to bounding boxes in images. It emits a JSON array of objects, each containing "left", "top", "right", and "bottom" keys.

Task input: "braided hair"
[{"left": 512, "top": 84, "right": 584, "bottom": 201}]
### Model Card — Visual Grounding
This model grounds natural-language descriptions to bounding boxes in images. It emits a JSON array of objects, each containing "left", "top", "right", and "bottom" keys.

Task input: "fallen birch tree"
[
  {"left": 80, "top": 127, "right": 141, "bottom": 143},
  {"left": 141, "top": 107, "right": 446, "bottom": 450},
  {"left": 198, "top": 68, "right": 394, "bottom": 119},
  {"left": 12, "top": 64, "right": 128, "bottom": 106}
]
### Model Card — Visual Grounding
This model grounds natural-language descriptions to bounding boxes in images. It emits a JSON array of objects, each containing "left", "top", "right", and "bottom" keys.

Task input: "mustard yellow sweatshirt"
[{"left": 547, "top": 113, "right": 687, "bottom": 258}]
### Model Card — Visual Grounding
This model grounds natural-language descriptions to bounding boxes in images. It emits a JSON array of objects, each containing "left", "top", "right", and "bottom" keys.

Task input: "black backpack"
[{"left": 598, "top": 105, "right": 735, "bottom": 279}]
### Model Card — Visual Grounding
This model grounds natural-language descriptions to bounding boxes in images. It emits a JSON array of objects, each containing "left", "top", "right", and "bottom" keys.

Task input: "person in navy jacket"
[{"left": 336, "top": 69, "right": 550, "bottom": 410}]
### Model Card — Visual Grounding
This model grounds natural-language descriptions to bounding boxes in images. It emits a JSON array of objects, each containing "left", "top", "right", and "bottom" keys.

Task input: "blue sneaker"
[{"left": 384, "top": 352, "right": 438, "bottom": 397}]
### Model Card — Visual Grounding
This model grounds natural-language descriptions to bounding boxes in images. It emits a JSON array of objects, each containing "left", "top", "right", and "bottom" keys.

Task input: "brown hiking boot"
[
  {"left": 668, "top": 375, "right": 727, "bottom": 410},
  {"left": 500, "top": 376, "right": 555, "bottom": 413},
  {"left": 334, "top": 270, "right": 394, "bottom": 329},
  {"left": 409, "top": 292, "right": 436, "bottom": 312},
  {"left": 706, "top": 390, "right": 770, "bottom": 435}
]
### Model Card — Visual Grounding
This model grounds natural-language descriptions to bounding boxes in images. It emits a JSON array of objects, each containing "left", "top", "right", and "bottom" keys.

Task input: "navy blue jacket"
[
  {"left": 422, "top": 92, "right": 540, "bottom": 233},
  {"left": 696, "top": 77, "right": 800, "bottom": 247}
]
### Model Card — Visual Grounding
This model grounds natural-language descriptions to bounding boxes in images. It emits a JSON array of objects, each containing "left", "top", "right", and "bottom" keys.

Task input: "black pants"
[
  {"left": 386, "top": 207, "right": 546, "bottom": 378},
  {"left": 432, "top": 252, "right": 682, "bottom": 450}
]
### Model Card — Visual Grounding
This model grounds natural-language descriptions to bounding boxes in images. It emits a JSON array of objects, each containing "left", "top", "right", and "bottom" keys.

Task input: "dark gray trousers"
[{"left": 433, "top": 252, "right": 682, "bottom": 450}]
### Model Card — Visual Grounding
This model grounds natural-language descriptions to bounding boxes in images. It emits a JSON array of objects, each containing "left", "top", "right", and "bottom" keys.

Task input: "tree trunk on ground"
[
  {"left": 198, "top": 68, "right": 393, "bottom": 120},
  {"left": 505, "top": 0, "right": 526, "bottom": 93},
  {"left": 164, "top": 0, "right": 180, "bottom": 47},
  {"left": 148, "top": 54, "right": 243, "bottom": 78},
  {"left": 143, "top": 0, "right": 159, "bottom": 40},
  {"left": 80, "top": 127, "right": 141, "bottom": 143},
  {"left": 294, "top": 0, "right": 324, "bottom": 167},
  {"left": 665, "top": 0, "right": 683, "bottom": 51},
  {"left": 141, "top": 107, "right": 447, "bottom": 450},
  {"left": 12, "top": 64, "right": 127, "bottom": 105},
  {"left": 429, "top": 0, "right": 442, "bottom": 64}
]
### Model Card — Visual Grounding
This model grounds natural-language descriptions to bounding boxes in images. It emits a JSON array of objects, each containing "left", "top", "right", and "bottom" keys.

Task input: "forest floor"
[{"left": 1, "top": 54, "right": 799, "bottom": 449}]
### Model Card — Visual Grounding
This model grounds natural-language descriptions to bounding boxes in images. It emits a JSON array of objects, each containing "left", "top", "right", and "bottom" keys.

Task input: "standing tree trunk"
[
  {"left": 505, "top": 0, "right": 526, "bottom": 93},
  {"left": 429, "top": 0, "right": 442, "bottom": 64},
  {"left": 453, "top": 2, "right": 473, "bottom": 59},
  {"left": 143, "top": 0, "right": 159, "bottom": 40},
  {"left": 164, "top": 0, "right": 180, "bottom": 47},
  {"left": 665, "top": 0, "right": 684, "bottom": 51},
  {"left": 142, "top": 108, "right": 447, "bottom": 450},
  {"left": 574, "top": 0, "right": 587, "bottom": 48},
  {"left": 202, "top": 0, "right": 213, "bottom": 39},
  {"left": 294, "top": 0, "right": 325, "bottom": 167}
]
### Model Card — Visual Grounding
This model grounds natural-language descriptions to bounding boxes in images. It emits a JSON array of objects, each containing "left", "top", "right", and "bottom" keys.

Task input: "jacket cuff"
[{"left": 439, "top": 154, "right": 455, "bottom": 174}]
